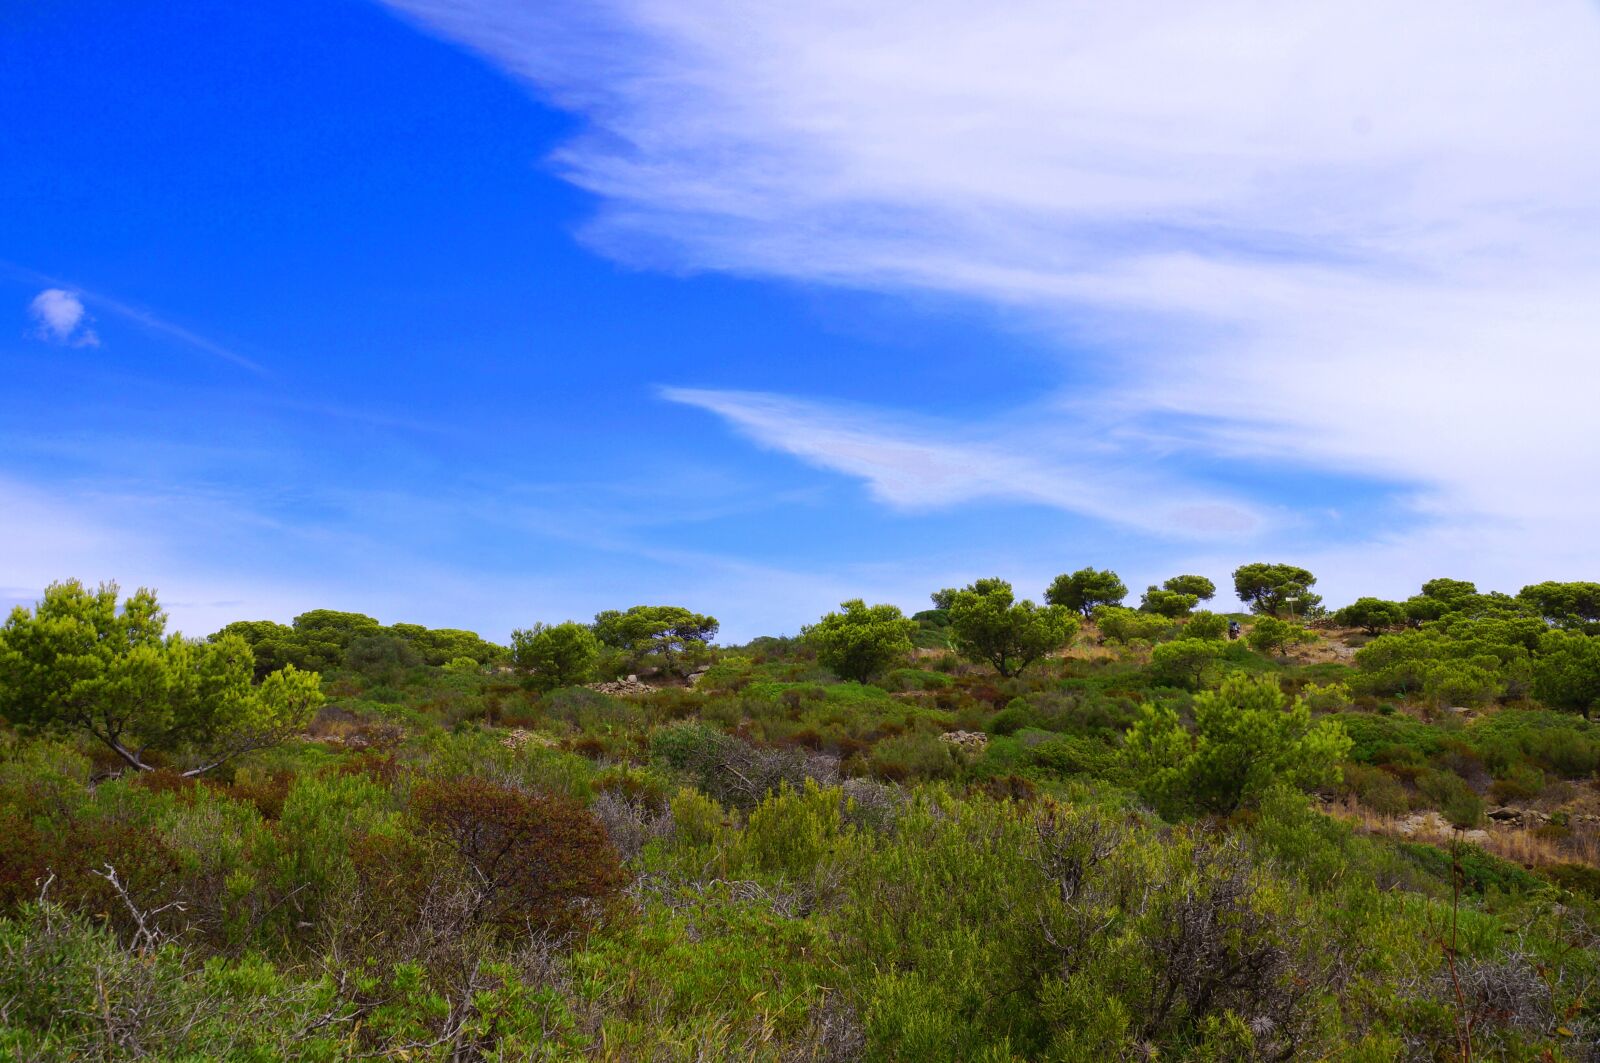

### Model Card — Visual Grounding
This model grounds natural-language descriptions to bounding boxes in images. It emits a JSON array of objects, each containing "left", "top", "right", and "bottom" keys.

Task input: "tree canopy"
[
  {"left": 0, "top": 581, "right": 323, "bottom": 776},
  {"left": 1332, "top": 597, "right": 1408, "bottom": 635},
  {"left": 944, "top": 578, "right": 1079, "bottom": 677},
  {"left": 510, "top": 622, "right": 601, "bottom": 690},
  {"left": 1139, "top": 587, "right": 1199, "bottom": 618},
  {"left": 1519, "top": 581, "right": 1600, "bottom": 630},
  {"left": 1126, "top": 674, "right": 1352, "bottom": 817},
  {"left": 1232, "top": 563, "right": 1322, "bottom": 618},
  {"left": 1161, "top": 574, "right": 1216, "bottom": 601},
  {"left": 1044, "top": 568, "right": 1128, "bottom": 618},
  {"left": 803, "top": 600, "right": 917, "bottom": 683},
  {"left": 593, "top": 605, "right": 718, "bottom": 677}
]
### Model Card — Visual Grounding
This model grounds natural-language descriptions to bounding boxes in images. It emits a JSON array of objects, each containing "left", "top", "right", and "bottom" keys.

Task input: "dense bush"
[
  {"left": 3, "top": 571, "right": 1599, "bottom": 1059},
  {"left": 411, "top": 776, "right": 627, "bottom": 939}
]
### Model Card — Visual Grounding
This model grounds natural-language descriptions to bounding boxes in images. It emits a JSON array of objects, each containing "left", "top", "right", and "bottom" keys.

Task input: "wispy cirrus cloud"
[
  {"left": 382, "top": 0, "right": 1600, "bottom": 582},
  {"left": 661, "top": 386, "right": 1261, "bottom": 537}
]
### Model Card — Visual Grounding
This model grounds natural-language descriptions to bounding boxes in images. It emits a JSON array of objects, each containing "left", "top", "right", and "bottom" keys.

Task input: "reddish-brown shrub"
[
  {"left": 333, "top": 751, "right": 401, "bottom": 784},
  {"left": 219, "top": 770, "right": 295, "bottom": 820},
  {"left": 410, "top": 776, "right": 627, "bottom": 940},
  {"left": 129, "top": 768, "right": 201, "bottom": 801}
]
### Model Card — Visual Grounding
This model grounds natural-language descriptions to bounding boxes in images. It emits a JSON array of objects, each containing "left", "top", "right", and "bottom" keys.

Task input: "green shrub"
[
  {"left": 1340, "top": 763, "right": 1411, "bottom": 817},
  {"left": 880, "top": 667, "right": 952, "bottom": 692},
  {"left": 870, "top": 733, "right": 957, "bottom": 782},
  {"left": 1125, "top": 675, "right": 1351, "bottom": 818},
  {"left": 987, "top": 698, "right": 1038, "bottom": 736},
  {"left": 1184, "top": 611, "right": 1229, "bottom": 641},
  {"left": 1148, "top": 638, "right": 1222, "bottom": 690},
  {"left": 1395, "top": 842, "right": 1543, "bottom": 896},
  {"left": 1414, "top": 768, "right": 1483, "bottom": 828},
  {"left": 1093, "top": 605, "right": 1170, "bottom": 644},
  {"left": 738, "top": 780, "right": 846, "bottom": 880}
]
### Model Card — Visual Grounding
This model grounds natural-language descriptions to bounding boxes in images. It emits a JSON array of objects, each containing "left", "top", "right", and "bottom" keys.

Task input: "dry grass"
[{"left": 1329, "top": 795, "right": 1600, "bottom": 870}]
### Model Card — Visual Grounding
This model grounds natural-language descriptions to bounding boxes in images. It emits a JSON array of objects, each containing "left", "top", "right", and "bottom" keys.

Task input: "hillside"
[{"left": 1, "top": 572, "right": 1598, "bottom": 1060}]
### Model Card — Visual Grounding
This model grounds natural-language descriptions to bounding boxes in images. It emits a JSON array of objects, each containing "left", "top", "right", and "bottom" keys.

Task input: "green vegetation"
[
  {"left": 2, "top": 568, "right": 1599, "bottom": 1060},
  {"left": 944, "top": 578, "right": 1079, "bottom": 677},
  {"left": 511, "top": 621, "right": 601, "bottom": 690},
  {"left": 803, "top": 599, "right": 917, "bottom": 682},
  {"left": 1045, "top": 566, "right": 1128, "bottom": 617},
  {"left": 1233, "top": 561, "right": 1323, "bottom": 618}
]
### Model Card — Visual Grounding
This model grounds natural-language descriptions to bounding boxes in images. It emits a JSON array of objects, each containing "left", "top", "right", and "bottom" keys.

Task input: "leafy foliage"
[
  {"left": 1246, "top": 615, "right": 1313, "bottom": 658},
  {"left": 1126, "top": 674, "right": 1352, "bottom": 816},
  {"left": 1045, "top": 567, "right": 1128, "bottom": 618},
  {"left": 1163, "top": 574, "right": 1217, "bottom": 601},
  {"left": 803, "top": 599, "right": 916, "bottom": 682},
  {"left": 945, "top": 578, "right": 1079, "bottom": 677},
  {"left": 593, "top": 604, "right": 718, "bottom": 677},
  {"left": 510, "top": 621, "right": 600, "bottom": 690},
  {"left": 1232, "top": 562, "right": 1323, "bottom": 618},
  {"left": 0, "top": 581, "right": 322, "bottom": 776},
  {"left": 1333, "top": 597, "right": 1408, "bottom": 634},
  {"left": 1139, "top": 586, "right": 1200, "bottom": 617}
]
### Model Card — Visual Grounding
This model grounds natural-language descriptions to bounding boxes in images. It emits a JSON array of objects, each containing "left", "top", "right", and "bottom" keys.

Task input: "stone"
[{"left": 939, "top": 730, "right": 989, "bottom": 755}]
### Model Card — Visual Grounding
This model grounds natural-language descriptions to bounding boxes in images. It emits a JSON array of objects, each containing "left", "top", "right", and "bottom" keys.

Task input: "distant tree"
[
  {"left": 290, "top": 609, "right": 384, "bottom": 671},
  {"left": 1247, "top": 616, "right": 1313, "bottom": 659},
  {"left": 211, "top": 619, "right": 299, "bottom": 679},
  {"left": 344, "top": 634, "right": 421, "bottom": 683},
  {"left": 804, "top": 600, "right": 917, "bottom": 683},
  {"left": 593, "top": 605, "right": 718, "bottom": 677},
  {"left": 1139, "top": 587, "right": 1200, "bottom": 618},
  {"left": 388, "top": 623, "right": 503, "bottom": 666},
  {"left": 929, "top": 588, "right": 960, "bottom": 611},
  {"left": 511, "top": 622, "right": 601, "bottom": 690},
  {"left": 1162, "top": 574, "right": 1217, "bottom": 601},
  {"left": 1421, "top": 578, "right": 1478, "bottom": 604},
  {"left": 0, "top": 580, "right": 322, "bottom": 776},
  {"left": 910, "top": 608, "right": 953, "bottom": 650},
  {"left": 1532, "top": 630, "right": 1600, "bottom": 714},
  {"left": 1092, "top": 605, "right": 1171, "bottom": 645},
  {"left": 946, "top": 578, "right": 1078, "bottom": 678},
  {"left": 1232, "top": 563, "right": 1322, "bottom": 618},
  {"left": 1149, "top": 638, "right": 1223, "bottom": 691},
  {"left": 1125, "top": 674, "right": 1351, "bottom": 817},
  {"left": 1045, "top": 568, "right": 1128, "bottom": 618},
  {"left": 1519, "top": 582, "right": 1600, "bottom": 629},
  {"left": 1332, "top": 598, "right": 1408, "bottom": 635},
  {"left": 1185, "top": 611, "right": 1229, "bottom": 641}
]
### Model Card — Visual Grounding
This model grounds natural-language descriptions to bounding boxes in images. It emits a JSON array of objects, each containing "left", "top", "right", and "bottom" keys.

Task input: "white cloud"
[
  {"left": 383, "top": 1, "right": 1600, "bottom": 583},
  {"left": 28, "top": 288, "right": 99, "bottom": 347},
  {"left": 661, "top": 386, "right": 1261, "bottom": 537}
]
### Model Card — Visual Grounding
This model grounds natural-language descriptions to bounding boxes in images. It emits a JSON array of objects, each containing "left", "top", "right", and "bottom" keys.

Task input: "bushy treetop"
[
  {"left": 803, "top": 600, "right": 917, "bottom": 683},
  {"left": 942, "top": 578, "right": 1079, "bottom": 677},
  {"left": 0, "top": 580, "right": 323, "bottom": 776},
  {"left": 1045, "top": 568, "right": 1128, "bottom": 618},
  {"left": 1232, "top": 563, "right": 1322, "bottom": 618}
]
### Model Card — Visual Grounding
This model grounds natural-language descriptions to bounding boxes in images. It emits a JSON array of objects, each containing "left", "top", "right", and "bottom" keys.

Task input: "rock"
[
  {"left": 1487, "top": 806, "right": 1522, "bottom": 822},
  {"left": 1460, "top": 829, "right": 1491, "bottom": 845},
  {"left": 501, "top": 728, "right": 559, "bottom": 751},
  {"left": 588, "top": 676, "right": 653, "bottom": 696},
  {"left": 939, "top": 730, "right": 989, "bottom": 755}
]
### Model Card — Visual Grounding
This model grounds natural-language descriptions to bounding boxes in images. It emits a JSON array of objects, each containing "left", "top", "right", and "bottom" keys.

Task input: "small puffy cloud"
[{"left": 29, "top": 288, "right": 99, "bottom": 347}]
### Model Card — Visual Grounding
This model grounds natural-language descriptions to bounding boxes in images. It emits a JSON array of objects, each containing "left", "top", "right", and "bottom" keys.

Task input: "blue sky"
[{"left": 5, "top": 1, "right": 1599, "bottom": 641}]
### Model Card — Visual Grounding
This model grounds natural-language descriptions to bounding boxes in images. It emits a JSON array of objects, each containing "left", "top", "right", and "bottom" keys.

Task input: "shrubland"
[{"left": 0, "top": 566, "right": 1598, "bottom": 1060}]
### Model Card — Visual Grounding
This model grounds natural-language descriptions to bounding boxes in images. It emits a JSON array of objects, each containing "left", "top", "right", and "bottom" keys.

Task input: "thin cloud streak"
[
  {"left": 4, "top": 260, "right": 266, "bottom": 373},
  {"left": 660, "top": 386, "right": 1263, "bottom": 538}
]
